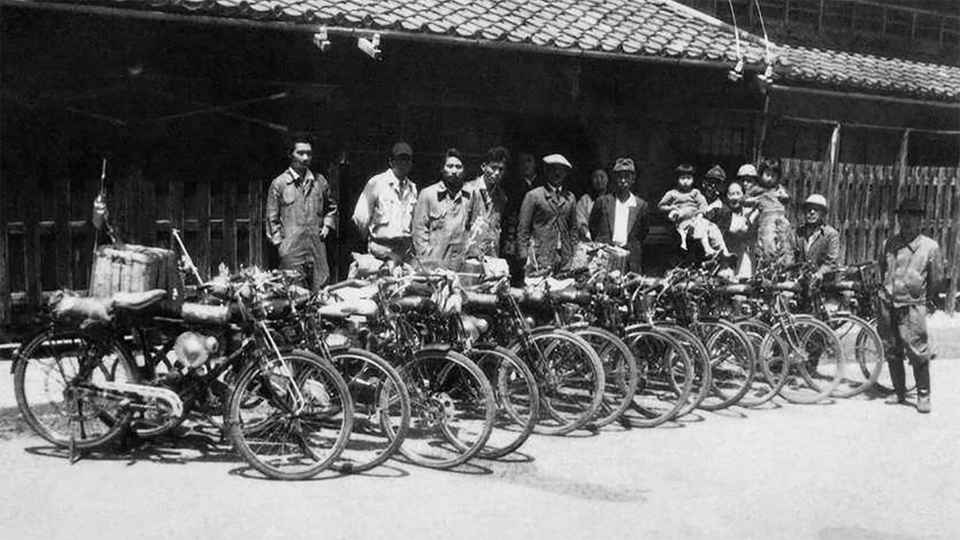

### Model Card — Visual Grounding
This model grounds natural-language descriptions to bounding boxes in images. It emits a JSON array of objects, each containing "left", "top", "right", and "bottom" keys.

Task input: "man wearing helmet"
[{"left": 797, "top": 194, "right": 839, "bottom": 279}]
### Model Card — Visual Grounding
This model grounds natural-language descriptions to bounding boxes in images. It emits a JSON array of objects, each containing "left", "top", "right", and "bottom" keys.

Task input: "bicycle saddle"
[{"left": 113, "top": 289, "right": 168, "bottom": 311}]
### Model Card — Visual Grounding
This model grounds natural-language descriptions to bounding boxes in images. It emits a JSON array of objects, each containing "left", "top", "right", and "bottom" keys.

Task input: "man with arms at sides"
[
  {"left": 588, "top": 157, "right": 649, "bottom": 272},
  {"left": 411, "top": 148, "right": 481, "bottom": 271},
  {"left": 463, "top": 146, "right": 510, "bottom": 258},
  {"left": 796, "top": 194, "right": 840, "bottom": 280},
  {"left": 517, "top": 154, "right": 578, "bottom": 275},
  {"left": 879, "top": 197, "right": 943, "bottom": 413}
]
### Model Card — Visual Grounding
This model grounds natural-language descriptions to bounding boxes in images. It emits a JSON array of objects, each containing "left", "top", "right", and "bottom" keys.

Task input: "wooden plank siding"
[{"left": 783, "top": 158, "right": 960, "bottom": 312}]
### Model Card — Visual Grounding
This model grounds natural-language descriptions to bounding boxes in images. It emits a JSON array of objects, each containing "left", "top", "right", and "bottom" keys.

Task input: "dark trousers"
[{"left": 878, "top": 301, "right": 932, "bottom": 397}]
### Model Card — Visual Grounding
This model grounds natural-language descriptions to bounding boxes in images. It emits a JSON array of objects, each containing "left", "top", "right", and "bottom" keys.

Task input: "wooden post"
[
  {"left": 0, "top": 162, "right": 8, "bottom": 325},
  {"left": 249, "top": 176, "right": 264, "bottom": 269},
  {"left": 783, "top": 0, "right": 791, "bottom": 28},
  {"left": 224, "top": 178, "right": 238, "bottom": 272},
  {"left": 911, "top": 13, "right": 918, "bottom": 42},
  {"left": 55, "top": 171, "right": 72, "bottom": 290},
  {"left": 197, "top": 178, "right": 211, "bottom": 279},
  {"left": 24, "top": 175, "right": 41, "bottom": 309},
  {"left": 755, "top": 92, "right": 771, "bottom": 163},
  {"left": 817, "top": 0, "right": 825, "bottom": 33},
  {"left": 895, "top": 129, "right": 910, "bottom": 205},
  {"left": 825, "top": 123, "right": 842, "bottom": 226}
]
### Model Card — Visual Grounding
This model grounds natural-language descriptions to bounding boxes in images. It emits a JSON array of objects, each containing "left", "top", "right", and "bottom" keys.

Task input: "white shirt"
[
  {"left": 612, "top": 194, "right": 637, "bottom": 246},
  {"left": 351, "top": 169, "right": 418, "bottom": 241}
]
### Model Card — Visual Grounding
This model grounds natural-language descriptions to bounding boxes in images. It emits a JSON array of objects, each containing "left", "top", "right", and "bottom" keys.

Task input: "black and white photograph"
[{"left": 0, "top": 1, "right": 957, "bottom": 538}]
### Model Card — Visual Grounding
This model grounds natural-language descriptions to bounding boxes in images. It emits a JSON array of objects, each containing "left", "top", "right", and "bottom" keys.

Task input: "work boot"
[
  {"left": 916, "top": 394, "right": 931, "bottom": 414},
  {"left": 884, "top": 393, "right": 906, "bottom": 405}
]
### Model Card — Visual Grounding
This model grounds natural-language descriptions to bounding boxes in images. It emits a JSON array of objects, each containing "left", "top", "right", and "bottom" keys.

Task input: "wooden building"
[{"left": 1, "top": 0, "right": 959, "bottom": 333}]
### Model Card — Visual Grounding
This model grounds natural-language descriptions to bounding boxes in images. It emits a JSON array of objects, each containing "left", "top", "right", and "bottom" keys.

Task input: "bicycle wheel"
[
  {"left": 397, "top": 349, "right": 495, "bottom": 469},
  {"left": 330, "top": 348, "right": 411, "bottom": 474},
  {"left": 511, "top": 329, "right": 604, "bottom": 436},
  {"left": 15, "top": 329, "right": 138, "bottom": 450},
  {"left": 827, "top": 314, "right": 884, "bottom": 398},
  {"left": 775, "top": 315, "right": 845, "bottom": 404},
  {"left": 736, "top": 318, "right": 790, "bottom": 408},
  {"left": 228, "top": 350, "right": 354, "bottom": 480},
  {"left": 657, "top": 323, "right": 712, "bottom": 417},
  {"left": 464, "top": 345, "right": 539, "bottom": 459},
  {"left": 621, "top": 327, "right": 693, "bottom": 428},
  {"left": 692, "top": 319, "right": 755, "bottom": 410},
  {"left": 571, "top": 326, "right": 638, "bottom": 428}
]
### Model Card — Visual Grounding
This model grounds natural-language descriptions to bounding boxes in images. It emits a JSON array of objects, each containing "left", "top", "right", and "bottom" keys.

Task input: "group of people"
[{"left": 264, "top": 137, "right": 943, "bottom": 414}]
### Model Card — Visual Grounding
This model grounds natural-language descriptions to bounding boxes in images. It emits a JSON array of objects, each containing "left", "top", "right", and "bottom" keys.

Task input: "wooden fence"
[{"left": 782, "top": 158, "right": 960, "bottom": 311}]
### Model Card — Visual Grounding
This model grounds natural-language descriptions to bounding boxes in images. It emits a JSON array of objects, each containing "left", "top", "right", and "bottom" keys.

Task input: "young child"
[
  {"left": 659, "top": 164, "right": 730, "bottom": 257},
  {"left": 742, "top": 159, "right": 794, "bottom": 265}
]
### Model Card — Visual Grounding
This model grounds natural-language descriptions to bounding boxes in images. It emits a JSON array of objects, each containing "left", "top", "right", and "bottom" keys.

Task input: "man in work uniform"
[
  {"left": 797, "top": 194, "right": 840, "bottom": 279},
  {"left": 352, "top": 142, "right": 419, "bottom": 263},
  {"left": 265, "top": 138, "right": 338, "bottom": 290},
  {"left": 879, "top": 197, "right": 943, "bottom": 413},
  {"left": 463, "top": 146, "right": 510, "bottom": 258},
  {"left": 517, "top": 154, "right": 577, "bottom": 275},
  {"left": 411, "top": 148, "right": 481, "bottom": 271}
]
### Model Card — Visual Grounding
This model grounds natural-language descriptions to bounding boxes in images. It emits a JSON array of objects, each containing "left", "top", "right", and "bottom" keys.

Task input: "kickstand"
[{"left": 68, "top": 420, "right": 83, "bottom": 465}]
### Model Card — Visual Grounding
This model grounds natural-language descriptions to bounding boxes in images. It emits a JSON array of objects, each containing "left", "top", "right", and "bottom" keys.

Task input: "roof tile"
[{"left": 41, "top": 0, "right": 959, "bottom": 101}]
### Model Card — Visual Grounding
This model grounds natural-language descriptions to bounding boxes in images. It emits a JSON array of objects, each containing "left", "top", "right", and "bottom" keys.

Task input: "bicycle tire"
[
  {"left": 396, "top": 349, "right": 496, "bottom": 469},
  {"left": 657, "top": 323, "right": 712, "bottom": 417},
  {"left": 621, "top": 327, "right": 694, "bottom": 428},
  {"left": 572, "top": 326, "right": 638, "bottom": 428},
  {"left": 736, "top": 318, "right": 790, "bottom": 408},
  {"left": 510, "top": 328, "right": 604, "bottom": 436},
  {"left": 693, "top": 319, "right": 756, "bottom": 410},
  {"left": 330, "top": 347, "right": 411, "bottom": 474},
  {"left": 463, "top": 345, "right": 540, "bottom": 459},
  {"left": 827, "top": 314, "right": 884, "bottom": 398},
  {"left": 228, "top": 350, "right": 354, "bottom": 480},
  {"left": 15, "top": 328, "right": 138, "bottom": 450},
  {"left": 775, "top": 315, "right": 845, "bottom": 404}
]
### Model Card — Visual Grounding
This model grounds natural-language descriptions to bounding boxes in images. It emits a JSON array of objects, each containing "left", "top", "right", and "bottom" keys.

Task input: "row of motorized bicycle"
[{"left": 11, "top": 233, "right": 888, "bottom": 480}]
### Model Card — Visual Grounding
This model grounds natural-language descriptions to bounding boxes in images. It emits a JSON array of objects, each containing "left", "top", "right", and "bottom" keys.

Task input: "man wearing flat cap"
[
  {"left": 517, "top": 154, "right": 578, "bottom": 274},
  {"left": 879, "top": 197, "right": 943, "bottom": 413},
  {"left": 589, "top": 157, "right": 649, "bottom": 272}
]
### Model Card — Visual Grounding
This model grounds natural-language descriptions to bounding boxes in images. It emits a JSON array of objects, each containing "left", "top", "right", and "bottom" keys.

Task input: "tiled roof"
[
  {"left": 17, "top": 0, "right": 960, "bottom": 102},
  {"left": 777, "top": 45, "right": 960, "bottom": 102},
  {"left": 34, "top": 0, "right": 772, "bottom": 64}
]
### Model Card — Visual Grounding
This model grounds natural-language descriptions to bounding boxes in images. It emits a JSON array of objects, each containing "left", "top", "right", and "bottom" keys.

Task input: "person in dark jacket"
[
  {"left": 588, "top": 157, "right": 649, "bottom": 272},
  {"left": 706, "top": 180, "right": 757, "bottom": 278},
  {"left": 517, "top": 154, "right": 577, "bottom": 274},
  {"left": 879, "top": 197, "right": 944, "bottom": 413},
  {"left": 796, "top": 194, "right": 840, "bottom": 279}
]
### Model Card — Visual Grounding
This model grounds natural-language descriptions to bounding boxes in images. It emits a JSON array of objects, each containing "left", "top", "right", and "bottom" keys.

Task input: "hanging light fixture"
[
  {"left": 752, "top": 0, "right": 776, "bottom": 85},
  {"left": 726, "top": 0, "right": 745, "bottom": 82},
  {"left": 313, "top": 25, "right": 331, "bottom": 52}
]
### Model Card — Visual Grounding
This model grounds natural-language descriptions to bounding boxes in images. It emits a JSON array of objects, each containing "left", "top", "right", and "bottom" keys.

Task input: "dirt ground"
[{"left": 0, "top": 355, "right": 957, "bottom": 540}]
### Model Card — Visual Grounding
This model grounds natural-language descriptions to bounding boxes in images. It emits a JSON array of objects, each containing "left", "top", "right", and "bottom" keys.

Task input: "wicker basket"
[{"left": 89, "top": 243, "right": 184, "bottom": 309}]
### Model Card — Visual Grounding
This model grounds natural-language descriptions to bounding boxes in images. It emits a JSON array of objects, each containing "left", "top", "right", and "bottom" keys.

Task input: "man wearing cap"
[
  {"left": 702, "top": 165, "right": 727, "bottom": 212},
  {"left": 517, "top": 154, "right": 578, "bottom": 274},
  {"left": 463, "top": 146, "right": 510, "bottom": 257},
  {"left": 352, "top": 142, "right": 419, "bottom": 263},
  {"left": 412, "top": 148, "right": 481, "bottom": 271},
  {"left": 265, "top": 137, "right": 338, "bottom": 290},
  {"left": 878, "top": 197, "right": 943, "bottom": 413},
  {"left": 589, "top": 157, "right": 648, "bottom": 272},
  {"left": 797, "top": 194, "right": 840, "bottom": 279}
]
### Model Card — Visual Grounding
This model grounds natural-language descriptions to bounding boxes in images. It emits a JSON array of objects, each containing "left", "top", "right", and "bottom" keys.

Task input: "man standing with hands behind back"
[{"left": 265, "top": 137, "right": 338, "bottom": 290}]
